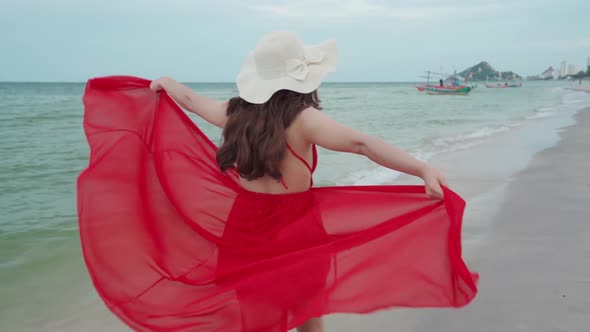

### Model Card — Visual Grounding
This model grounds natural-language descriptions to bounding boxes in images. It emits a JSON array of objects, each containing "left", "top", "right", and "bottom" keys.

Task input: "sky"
[{"left": 1, "top": 0, "right": 589, "bottom": 82}]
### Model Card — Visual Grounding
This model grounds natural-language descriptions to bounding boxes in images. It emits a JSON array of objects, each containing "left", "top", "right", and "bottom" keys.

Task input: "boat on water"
[
  {"left": 415, "top": 83, "right": 457, "bottom": 92},
  {"left": 425, "top": 86, "right": 471, "bottom": 95},
  {"left": 485, "top": 82, "right": 523, "bottom": 88},
  {"left": 416, "top": 70, "right": 472, "bottom": 94},
  {"left": 507, "top": 82, "right": 523, "bottom": 88},
  {"left": 485, "top": 83, "right": 506, "bottom": 88}
]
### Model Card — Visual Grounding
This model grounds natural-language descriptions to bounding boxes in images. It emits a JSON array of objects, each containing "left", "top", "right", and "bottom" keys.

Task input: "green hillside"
[{"left": 458, "top": 61, "right": 522, "bottom": 81}]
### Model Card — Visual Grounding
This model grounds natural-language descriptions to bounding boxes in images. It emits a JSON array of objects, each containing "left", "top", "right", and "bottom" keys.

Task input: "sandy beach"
[
  {"left": 328, "top": 107, "right": 590, "bottom": 332},
  {"left": 412, "top": 107, "right": 590, "bottom": 331}
]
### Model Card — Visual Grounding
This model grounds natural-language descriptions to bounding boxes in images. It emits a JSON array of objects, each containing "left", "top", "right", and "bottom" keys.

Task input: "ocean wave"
[
  {"left": 526, "top": 106, "right": 557, "bottom": 120},
  {"left": 339, "top": 151, "right": 433, "bottom": 185},
  {"left": 561, "top": 90, "right": 590, "bottom": 105},
  {"left": 347, "top": 168, "right": 402, "bottom": 186},
  {"left": 551, "top": 86, "right": 566, "bottom": 93},
  {"left": 526, "top": 112, "right": 555, "bottom": 119},
  {"left": 432, "top": 126, "right": 511, "bottom": 149},
  {"left": 335, "top": 125, "right": 516, "bottom": 186}
]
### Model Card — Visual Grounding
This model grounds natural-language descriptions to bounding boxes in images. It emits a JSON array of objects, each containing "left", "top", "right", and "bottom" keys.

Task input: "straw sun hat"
[{"left": 236, "top": 31, "right": 338, "bottom": 104}]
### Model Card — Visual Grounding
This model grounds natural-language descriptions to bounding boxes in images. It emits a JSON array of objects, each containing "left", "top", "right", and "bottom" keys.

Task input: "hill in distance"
[{"left": 458, "top": 61, "right": 522, "bottom": 81}]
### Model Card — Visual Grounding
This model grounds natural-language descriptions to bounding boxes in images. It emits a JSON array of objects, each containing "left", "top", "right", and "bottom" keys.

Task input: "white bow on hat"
[{"left": 285, "top": 50, "right": 326, "bottom": 81}]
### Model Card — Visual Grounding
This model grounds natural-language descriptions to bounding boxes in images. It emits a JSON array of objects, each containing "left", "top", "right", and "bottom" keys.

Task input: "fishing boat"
[
  {"left": 416, "top": 70, "right": 445, "bottom": 91},
  {"left": 485, "top": 83, "right": 507, "bottom": 88},
  {"left": 416, "top": 70, "right": 469, "bottom": 93},
  {"left": 415, "top": 83, "right": 451, "bottom": 92},
  {"left": 425, "top": 86, "right": 471, "bottom": 95},
  {"left": 485, "top": 82, "right": 523, "bottom": 88}
]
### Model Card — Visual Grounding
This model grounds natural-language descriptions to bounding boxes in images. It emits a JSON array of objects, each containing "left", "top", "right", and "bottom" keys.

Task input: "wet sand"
[{"left": 411, "top": 108, "right": 590, "bottom": 331}]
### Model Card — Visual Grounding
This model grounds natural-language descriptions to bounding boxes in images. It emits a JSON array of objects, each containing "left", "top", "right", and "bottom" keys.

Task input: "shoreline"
[
  {"left": 411, "top": 107, "right": 590, "bottom": 331},
  {"left": 395, "top": 99, "right": 581, "bottom": 240}
]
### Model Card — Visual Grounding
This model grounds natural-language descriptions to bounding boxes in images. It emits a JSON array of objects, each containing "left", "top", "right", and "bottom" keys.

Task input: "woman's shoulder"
[
  {"left": 296, "top": 106, "right": 322, "bottom": 126},
  {"left": 296, "top": 106, "right": 338, "bottom": 134}
]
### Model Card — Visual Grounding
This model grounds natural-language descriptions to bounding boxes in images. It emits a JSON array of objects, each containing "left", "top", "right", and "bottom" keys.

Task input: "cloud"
[
  {"left": 247, "top": 0, "right": 505, "bottom": 22},
  {"left": 5, "top": 0, "right": 505, "bottom": 21},
  {"left": 251, "top": 5, "right": 290, "bottom": 16},
  {"left": 2, "top": 0, "right": 217, "bottom": 14}
]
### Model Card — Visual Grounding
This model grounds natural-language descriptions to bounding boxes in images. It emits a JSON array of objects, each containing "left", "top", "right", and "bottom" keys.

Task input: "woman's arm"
[
  {"left": 299, "top": 107, "right": 447, "bottom": 199},
  {"left": 150, "top": 77, "right": 227, "bottom": 128}
]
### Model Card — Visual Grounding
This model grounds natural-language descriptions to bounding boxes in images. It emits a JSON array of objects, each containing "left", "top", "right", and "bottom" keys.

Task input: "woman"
[{"left": 78, "top": 32, "right": 477, "bottom": 332}]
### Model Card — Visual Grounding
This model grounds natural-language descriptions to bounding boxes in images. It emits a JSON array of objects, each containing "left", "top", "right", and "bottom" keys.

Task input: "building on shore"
[
  {"left": 568, "top": 64, "right": 580, "bottom": 75},
  {"left": 558, "top": 60, "right": 587, "bottom": 79},
  {"left": 560, "top": 61, "right": 568, "bottom": 77}
]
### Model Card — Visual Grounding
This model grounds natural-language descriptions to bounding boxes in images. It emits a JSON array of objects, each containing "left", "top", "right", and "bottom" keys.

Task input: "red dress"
[{"left": 78, "top": 76, "right": 478, "bottom": 332}]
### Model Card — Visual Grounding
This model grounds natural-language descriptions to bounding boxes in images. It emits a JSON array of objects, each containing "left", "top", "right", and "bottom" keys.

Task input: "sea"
[{"left": 1, "top": 81, "right": 589, "bottom": 331}]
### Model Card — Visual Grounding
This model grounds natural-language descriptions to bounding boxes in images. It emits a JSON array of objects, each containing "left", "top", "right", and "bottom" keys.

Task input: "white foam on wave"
[
  {"left": 432, "top": 126, "right": 511, "bottom": 150},
  {"left": 526, "top": 112, "right": 555, "bottom": 119},
  {"left": 430, "top": 89, "right": 590, "bottom": 155},
  {"left": 526, "top": 106, "right": 557, "bottom": 120},
  {"left": 339, "top": 125, "right": 522, "bottom": 186},
  {"left": 551, "top": 86, "right": 566, "bottom": 93},
  {"left": 562, "top": 89, "right": 590, "bottom": 106},
  {"left": 347, "top": 168, "right": 401, "bottom": 186},
  {"left": 527, "top": 91, "right": 590, "bottom": 122},
  {"left": 341, "top": 151, "right": 434, "bottom": 185}
]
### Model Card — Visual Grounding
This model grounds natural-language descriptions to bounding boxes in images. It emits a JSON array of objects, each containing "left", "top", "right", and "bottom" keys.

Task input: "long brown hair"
[{"left": 217, "top": 90, "right": 322, "bottom": 181}]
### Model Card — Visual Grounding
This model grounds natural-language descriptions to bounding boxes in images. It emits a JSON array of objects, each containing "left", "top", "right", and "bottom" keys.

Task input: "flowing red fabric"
[{"left": 78, "top": 76, "right": 478, "bottom": 332}]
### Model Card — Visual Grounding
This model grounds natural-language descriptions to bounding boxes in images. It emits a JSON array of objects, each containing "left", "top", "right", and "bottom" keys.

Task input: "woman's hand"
[
  {"left": 147, "top": 76, "right": 228, "bottom": 128},
  {"left": 420, "top": 165, "right": 448, "bottom": 200},
  {"left": 150, "top": 77, "right": 168, "bottom": 92}
]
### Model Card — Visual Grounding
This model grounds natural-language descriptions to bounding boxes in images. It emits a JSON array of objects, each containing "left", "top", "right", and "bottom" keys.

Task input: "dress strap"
[
  {"left": 285, "top": 143, "right": 315, "bottom": 187},
  {"left": 279, "top": 178, "right": 289, "bottom": 190},
  {"left": 311, "top": 144, "right": 318, "bottom": 172},
  {"left": 286, "top": 143, "right": 313, "bottom": 174}
]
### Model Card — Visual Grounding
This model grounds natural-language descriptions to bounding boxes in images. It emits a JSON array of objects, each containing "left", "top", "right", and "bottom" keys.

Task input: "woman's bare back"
[{"left": 238, "top": 115, "right": 315, "bottom": 194}]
